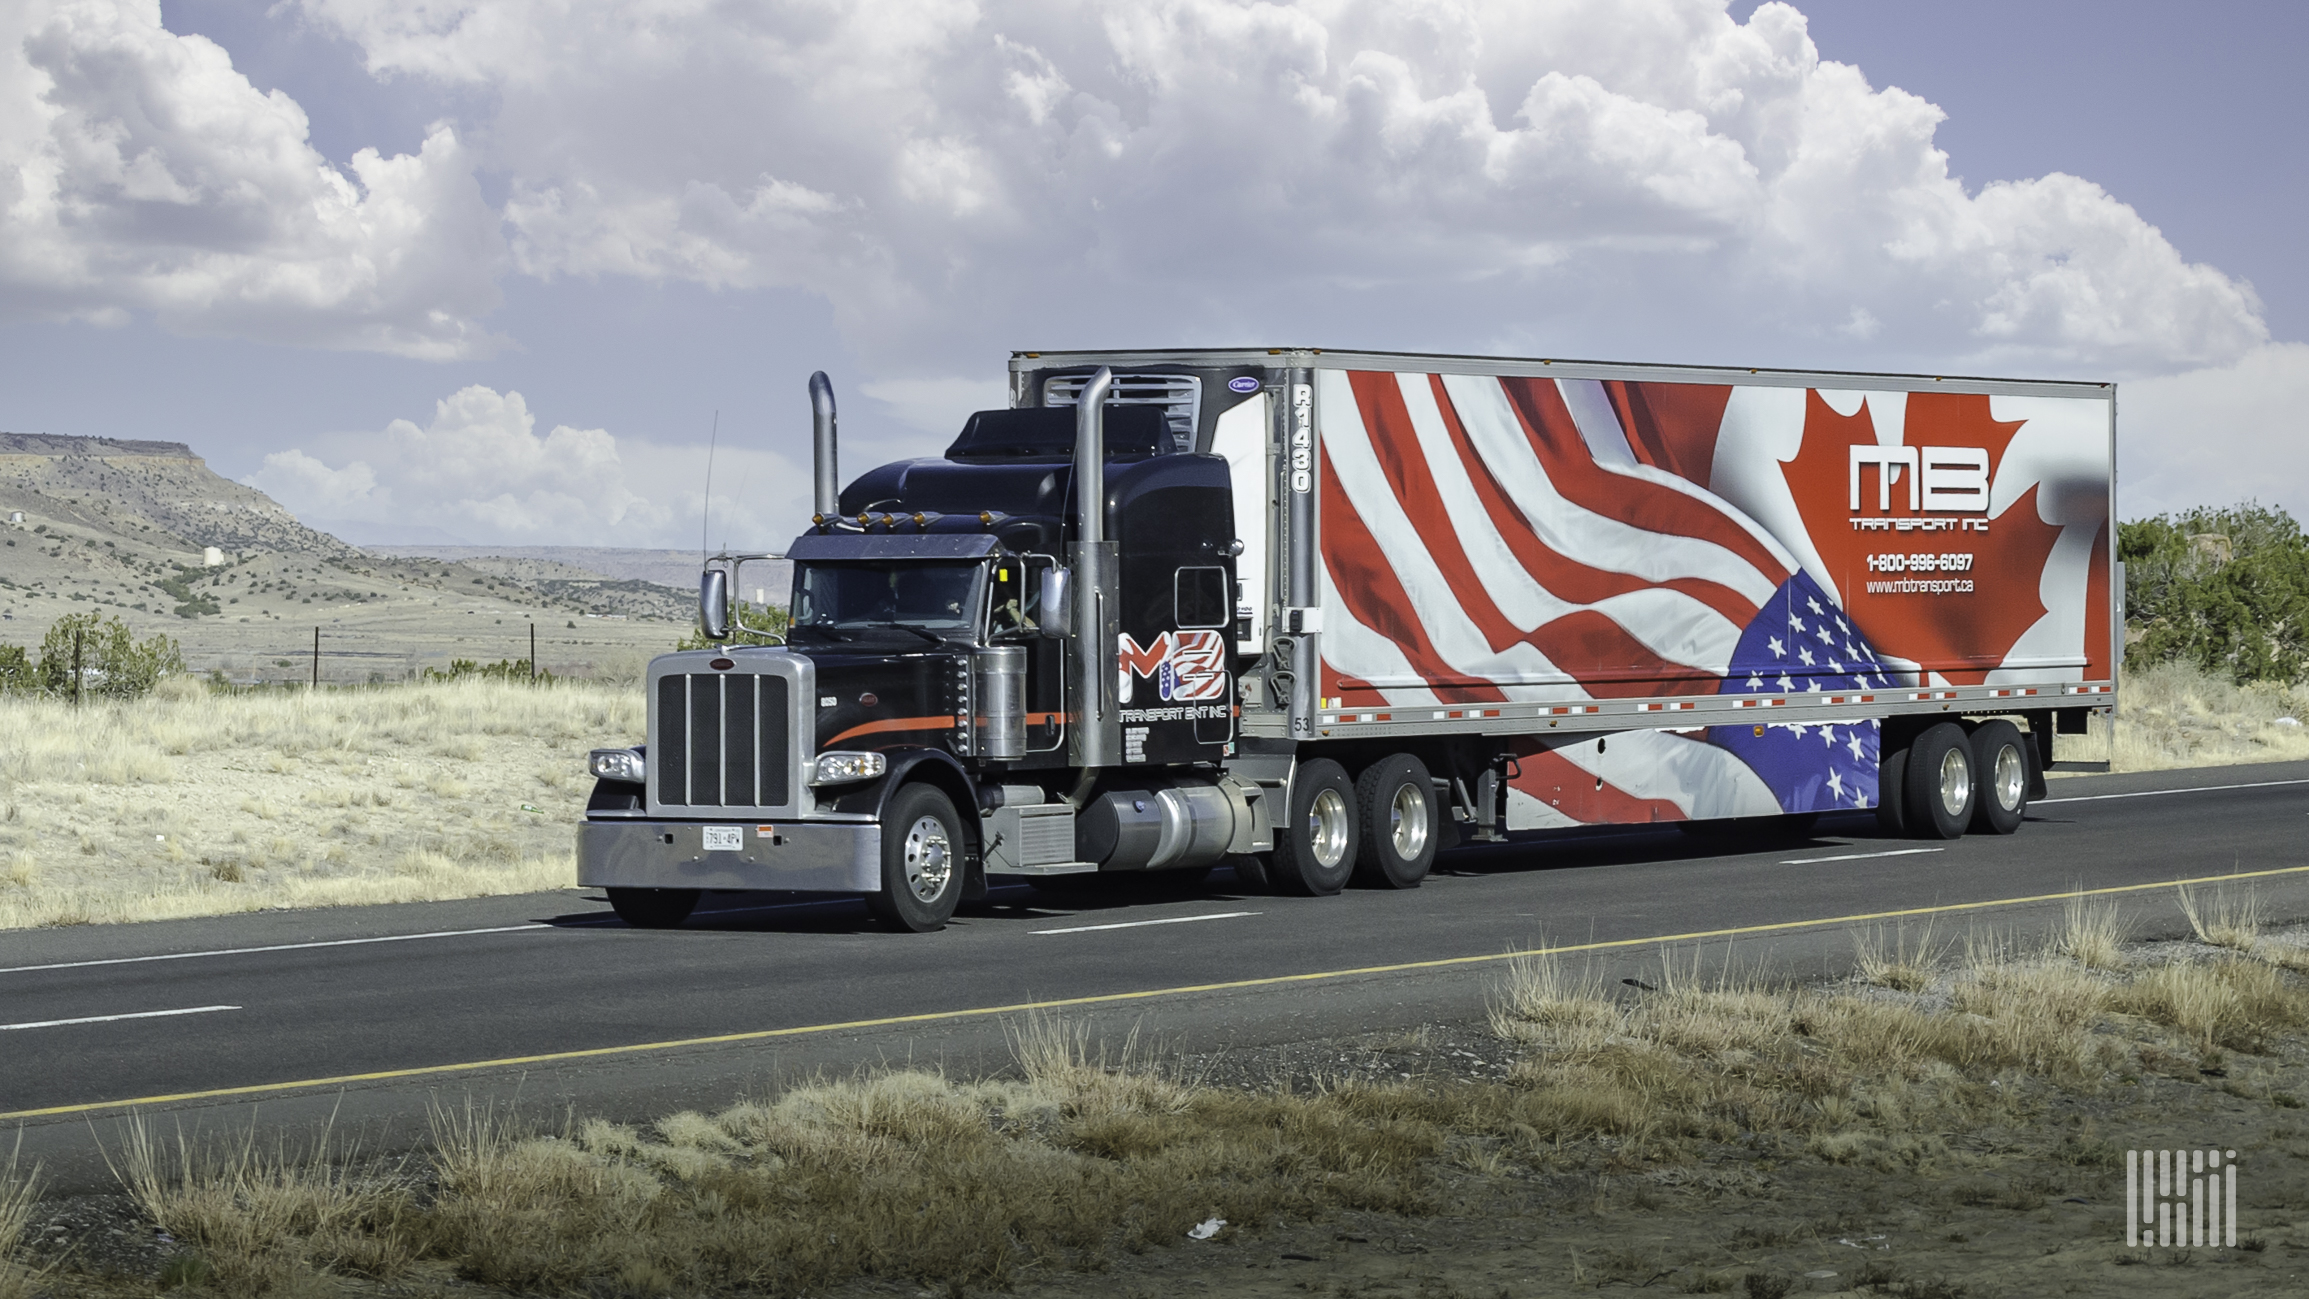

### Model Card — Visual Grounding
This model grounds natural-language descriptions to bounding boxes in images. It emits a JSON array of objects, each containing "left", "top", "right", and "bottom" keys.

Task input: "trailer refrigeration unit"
[{"left": 578, "top": 350, "right": 2118, "bottom": 931}]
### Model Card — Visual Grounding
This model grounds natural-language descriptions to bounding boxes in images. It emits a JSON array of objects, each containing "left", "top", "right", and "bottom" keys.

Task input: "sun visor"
[{"left": 786, "top": 532, "right": 1002, "bottom": 561}]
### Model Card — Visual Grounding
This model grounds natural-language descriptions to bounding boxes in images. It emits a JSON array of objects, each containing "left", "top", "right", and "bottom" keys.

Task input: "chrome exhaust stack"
[
  {"left": 1070, "top": 366, "right": 1117, "bottom": 771},
  {"left": 809, "top": 370, "right": 838, "bottom": 520}
]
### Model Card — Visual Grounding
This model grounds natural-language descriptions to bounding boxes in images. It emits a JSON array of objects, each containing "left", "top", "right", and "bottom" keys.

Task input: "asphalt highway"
[{"left": 7, "top": 759, "right": 2309, "bottom": 1190}]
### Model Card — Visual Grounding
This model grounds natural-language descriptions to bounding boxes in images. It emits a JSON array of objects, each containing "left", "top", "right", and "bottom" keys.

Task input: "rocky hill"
[
  {"left": 0, "top": 433, "right": 362, "bottom": 560},
  {"left": 0, "top": 434, "right": 692, "bottom": 683}
]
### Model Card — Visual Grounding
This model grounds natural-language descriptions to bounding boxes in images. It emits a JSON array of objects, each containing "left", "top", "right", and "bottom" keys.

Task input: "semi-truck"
[{"left": 577, "top": 349, "right": 2117, "bottom": 931}]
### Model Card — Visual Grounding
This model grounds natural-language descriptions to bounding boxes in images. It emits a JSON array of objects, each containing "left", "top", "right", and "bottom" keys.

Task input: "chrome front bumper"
[{"left": 577, "top": 819, "right": 882, "bottom": 893}]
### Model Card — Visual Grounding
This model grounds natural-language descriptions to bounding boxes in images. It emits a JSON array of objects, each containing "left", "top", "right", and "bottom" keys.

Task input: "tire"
[
  {"left": 1902, "top": 722, "right": 1973, "bottom": 840},
  {"left": 607, "top": 887, "right": 699, "bottom": 929},
  {"left": 1268, "top": 758, "right": 1357, "bottom": 896},
  {"left": 1353, "top": 754, "right": 1437, "bottom": 889},
  {"left": 1968, "top": 719, "right": 2029, "bottom": 835},
  {"left": 1875, "top": 743, "right": 1909, "bottom": 837},
  {"left": 863, "top": 783, "right": 965, "bottom": 932}
]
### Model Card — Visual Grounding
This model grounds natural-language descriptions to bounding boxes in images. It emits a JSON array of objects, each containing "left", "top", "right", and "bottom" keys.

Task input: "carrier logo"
[
  {"left": 1118, "top": 630, "right": 1228, "bottom": 704},
  {"left": 1850, "top": 444, "right": 1991, "bottom": 533}
]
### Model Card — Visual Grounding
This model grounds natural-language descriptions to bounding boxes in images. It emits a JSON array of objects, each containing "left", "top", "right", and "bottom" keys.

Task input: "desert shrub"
[
  {"left": 35, "top": 612, "right": 184, "bottom": 699},
  {"left": 675, "top": 601, "right": 786, "bottom": 650},
  {"left": 0, "top": 646, "right": 31, "bottom": 695},
  {"left": 2122, "top": 503, "right": 2309, "bottom": 684},
  {"left": 422, "top": 658, "right": 553, "bottom": 684}
]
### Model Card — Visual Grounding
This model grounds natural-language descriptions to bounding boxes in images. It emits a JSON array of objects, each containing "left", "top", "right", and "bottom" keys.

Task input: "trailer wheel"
[
  {"left": 1269, "top": 759, "right": 1357, "bottom": 896},
  {"left": 1353, "top": 755, "right": 1436, "bottom": 889},
  {"left": 864, "top": 783, "right": 964, "bottom": 932},
  {"left": 607, "top": 887, "right": 699, "bottom": 929},
  {"left": 1903, "top": 722, "right": 1973, "bottom": 840},
  {"left": 1968, "top": 720, "right": 2029, "bottom": 835}
]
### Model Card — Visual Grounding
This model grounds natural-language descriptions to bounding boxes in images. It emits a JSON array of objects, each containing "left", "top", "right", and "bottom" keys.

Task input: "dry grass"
[
  {"left": 1853, "top": 918, "right": 1945, "bottom": 991},
  {"left": 2061, "top": 659, "right": 2309, "bottom": 771},
  {"left": 2054, "top": 891, "right": 2133, "bottom": 970},
  {"left": 112, "top": 1116, "right": 413, "bottom": 1297},
  {"left": 103, "top": 1024, "right": 1462, "bottom": 1296},
  {"left": 43, "top": 913, "right": 2309, "bottom": 1296},
  {"left": 0, "top": 1138, "right": 40, "bottom": 1299},
  {"left": 1490, "top": 914, "right": 2309, "bottom": 1168},
  {"left": 2176, "top": 880, "right": 2263, "bottom": 952},
  {"left": 0, "top": 678, "right": 642, "bottom": 929}
]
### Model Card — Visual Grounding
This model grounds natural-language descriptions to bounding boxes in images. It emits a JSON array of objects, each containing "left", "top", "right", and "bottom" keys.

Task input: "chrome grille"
[{"left": 652, "top": 671, "right": 790, "bottom": 809}]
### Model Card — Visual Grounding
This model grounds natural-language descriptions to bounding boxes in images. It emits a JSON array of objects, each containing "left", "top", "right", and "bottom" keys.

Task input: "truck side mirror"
[
  {"left": 699, "top": 569, "right": 730, "bottom": 642},
  {"left": 1039, "top": 566, "right": 1072, "bottom": 638}
]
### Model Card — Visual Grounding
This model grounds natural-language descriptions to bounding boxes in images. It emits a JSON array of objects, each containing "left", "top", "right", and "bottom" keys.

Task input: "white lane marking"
[
  {"left": 0, "top": 894, "right": 899, "bottom": 977},
  {"left": 2, "top": 1005, "right": 241, "bottom": 1031},
  {"left": 2037, "top": 778, "right": 2309, "bottom": 805},
  {"left": 1032, "top": 912, "right": 1261, "bottom": 936},
  {"left": 0, "top": 925, "right": 554, "bottom": 977},
  {"left": 1779, "top": 848, "right": 1945, "bottom": 866}
]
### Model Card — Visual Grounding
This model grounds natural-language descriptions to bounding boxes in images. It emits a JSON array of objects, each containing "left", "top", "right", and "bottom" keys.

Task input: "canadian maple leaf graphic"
[{"left": 1777, "top": 391, "right": 2065, "bottom": 685}]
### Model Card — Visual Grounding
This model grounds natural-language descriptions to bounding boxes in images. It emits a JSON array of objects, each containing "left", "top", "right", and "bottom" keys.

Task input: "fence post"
[
  {"left": 72, "top": 626, "right": 83, "bottom": 709},
  {"left": 311, "top": 626, "right": 320, "bottom": 689},
  {"left": 530, "top": 621, "right": 537, "bottom": 682}
]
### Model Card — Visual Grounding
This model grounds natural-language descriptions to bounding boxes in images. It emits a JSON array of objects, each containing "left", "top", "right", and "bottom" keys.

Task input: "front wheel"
[
  {"left": 607, "top": 887, "right": 699, "bottom": 929},
  {"left": 864, "top": 783, "right": 965, "bottom": 932},
  {"left": 1268, "top": 759, "right": 1357, "bottom": 896}
]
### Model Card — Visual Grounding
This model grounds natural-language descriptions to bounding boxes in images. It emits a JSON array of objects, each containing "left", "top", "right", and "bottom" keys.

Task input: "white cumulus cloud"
[
  {"left": 248, "top": 386, "right": 808, "bottom": 549},
  {"left": 14, "top": 1, "right": 2290, "bottom": 523},
  {"left": 0, "top": 0, "right": 504, "bottom": 357},
  {"left": 283, "top": 0, "right": 2265, "bottom": 378}
]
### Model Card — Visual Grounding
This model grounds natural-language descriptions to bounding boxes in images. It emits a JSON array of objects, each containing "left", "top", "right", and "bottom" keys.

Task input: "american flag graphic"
[
  {"left": 1316, "top": 368, "right": 1905, "bottom": 827},
  {"left": 1704, "top": 568, "right": 1890, "bottom": 814}
]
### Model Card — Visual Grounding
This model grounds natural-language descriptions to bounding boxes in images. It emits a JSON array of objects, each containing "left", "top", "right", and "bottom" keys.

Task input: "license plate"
[{"left": 701, "top": 825, "right": 744, "bottom": 853}]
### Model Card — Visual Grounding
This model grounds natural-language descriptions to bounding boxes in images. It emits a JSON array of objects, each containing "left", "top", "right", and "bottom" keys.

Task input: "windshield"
[{"left": 790, "top": 561, "right": 984, "bottom": 641}]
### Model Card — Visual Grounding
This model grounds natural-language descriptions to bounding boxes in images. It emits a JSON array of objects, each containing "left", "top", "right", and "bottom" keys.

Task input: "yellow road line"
[{"left": 8, "top": 861, "right": 2308, "bottom": 1122}]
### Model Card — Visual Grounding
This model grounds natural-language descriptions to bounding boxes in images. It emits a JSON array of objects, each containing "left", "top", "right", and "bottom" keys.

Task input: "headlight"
[
  {"left": 810, "top": 751, "right": 887, "bottom": 786},
  {"left": 588, "top": 748, "right": 646, "bottom": 783}
]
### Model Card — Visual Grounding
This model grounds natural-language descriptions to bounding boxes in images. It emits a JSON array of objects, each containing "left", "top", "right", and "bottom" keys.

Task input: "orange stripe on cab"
[{"left": 825, "top": 716, "right": 957, "bottom": 746}]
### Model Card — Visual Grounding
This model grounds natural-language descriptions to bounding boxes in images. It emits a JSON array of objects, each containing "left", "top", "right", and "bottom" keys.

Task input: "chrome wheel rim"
[
  {"left": 1307, "top": 788, "right": 1350, "bottom": 869},
  {"left": 902, "top": 814, "right": 953, "bottom": 901},
  {"left": 1389, "top": 782, "right": 1429, "bottom": 861},
  {"left": 1937, "top": 746, "right": 1971, "bottom": 819},
  {"left": 1993, "top": 743, "right": 2025, "bottom": 811}
]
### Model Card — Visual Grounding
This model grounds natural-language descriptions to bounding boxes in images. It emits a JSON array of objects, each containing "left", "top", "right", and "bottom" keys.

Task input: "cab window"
[{"left": 1175, "top": 566, "right": 1229, "bottom": 629}]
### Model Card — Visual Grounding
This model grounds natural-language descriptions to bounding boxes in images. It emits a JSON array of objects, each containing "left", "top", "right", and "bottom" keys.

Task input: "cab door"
[{"left": 988, "top": 554, "right": 1068, "bottom": 756}]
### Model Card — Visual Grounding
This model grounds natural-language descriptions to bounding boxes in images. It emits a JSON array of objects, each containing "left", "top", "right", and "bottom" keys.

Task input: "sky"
[{"left": 0, "top": 0, "right": 2300, "bottom": 548}]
